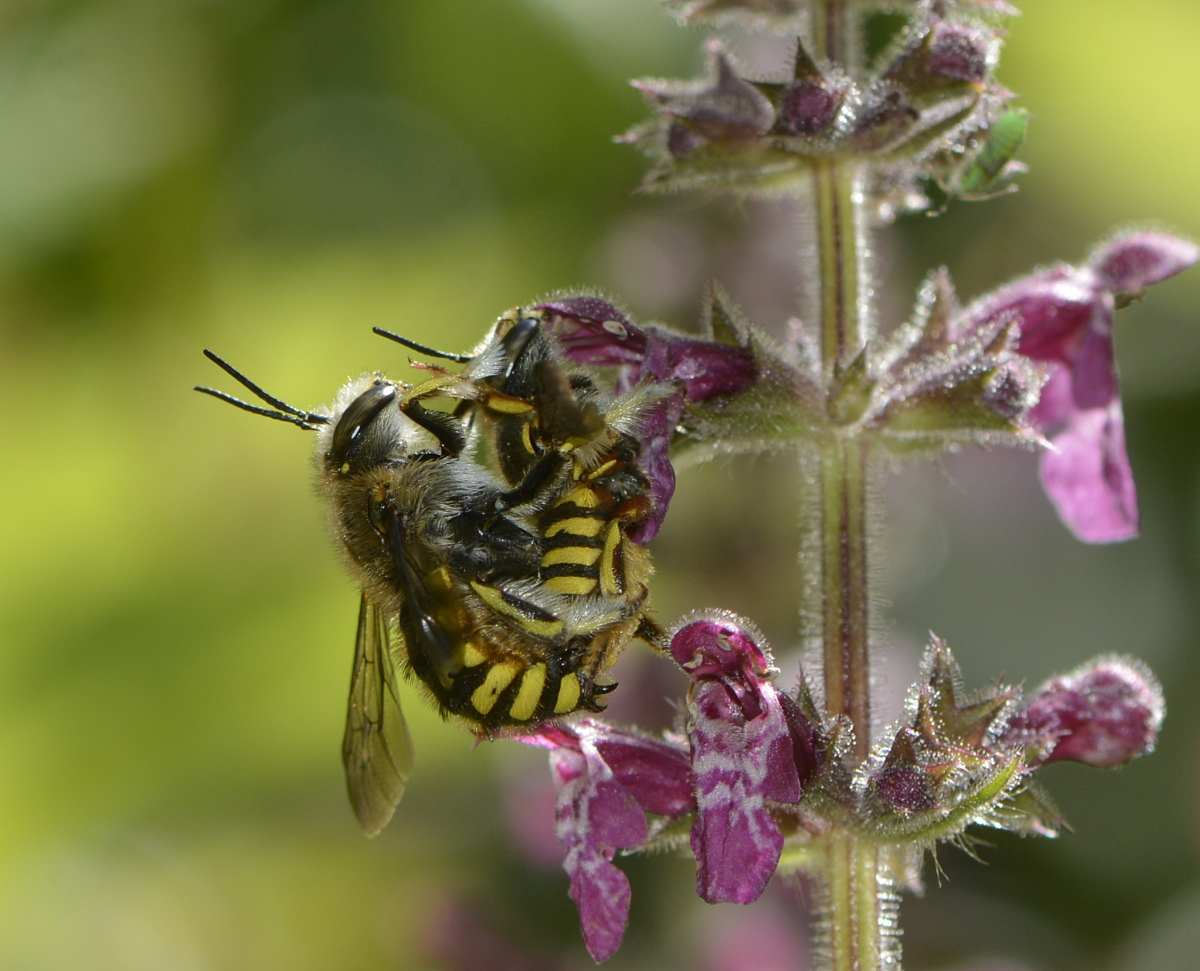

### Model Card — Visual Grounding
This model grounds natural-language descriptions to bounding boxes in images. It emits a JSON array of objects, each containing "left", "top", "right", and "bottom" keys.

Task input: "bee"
[{"left": 197, "top": 310, "right": 663, "bottom": 835}]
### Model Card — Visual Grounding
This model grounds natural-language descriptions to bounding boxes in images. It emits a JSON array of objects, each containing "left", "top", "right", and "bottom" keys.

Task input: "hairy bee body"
[
  {"left": 200, "top": 310, "right": 660, "bottom": 834},
  {"left": 321, "top": 314, "right": 656, "bottom": 734}
]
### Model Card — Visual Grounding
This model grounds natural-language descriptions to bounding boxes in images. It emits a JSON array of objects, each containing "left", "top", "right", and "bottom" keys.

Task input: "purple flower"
[
  {"left": 538, "top": 295, "right": 757, "bottom": 542},
  {"left": 1004, "top": 657, "right": 1164, "bottom": 768},
  {"left": 670, "top": 613, "right": 814, "bottom": 904},
  {"left": 527, "top": 722, "right": 694, "bottom": 962},
  {"left": 523, "top": 615, "right": 821, "bottom": 959},
  {"left": 964, "top": 231, "right": 1197, "bottom": 542}
]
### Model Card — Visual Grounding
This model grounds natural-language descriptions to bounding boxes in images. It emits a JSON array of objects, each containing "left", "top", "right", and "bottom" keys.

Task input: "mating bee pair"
[{"left": 198, "top": 310, "right": 664, "bottom": 835}]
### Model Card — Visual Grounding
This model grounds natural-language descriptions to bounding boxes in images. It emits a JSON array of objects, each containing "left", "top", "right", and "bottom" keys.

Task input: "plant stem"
[
  {"left": 810, "top": 0, "right": 849, "bottom": 67},
  {"left": 808, "top": 6, "right": 887, "bottom": 969},
  {"left": 815, "top": 159, "right": 865, "bottom": 371},
  {"left": 812, "top": 151, "right": 870, "bottom": 757},
  {"left": 824, "top": 836, "right": 897, "bottom": 971},
  {"left": 819, "top": 434, "right": 870, "bottom": 761}
]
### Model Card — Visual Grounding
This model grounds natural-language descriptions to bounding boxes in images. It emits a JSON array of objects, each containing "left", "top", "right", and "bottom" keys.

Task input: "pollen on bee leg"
[
  {"left": 471, "top": 661, "right": 521, "bottom": 715},
  {"left": 509, "top": 663, "right": 548, "bottom": 721},
  {"left": 554, "top": 673, "right": 582, "bottom": 714}
]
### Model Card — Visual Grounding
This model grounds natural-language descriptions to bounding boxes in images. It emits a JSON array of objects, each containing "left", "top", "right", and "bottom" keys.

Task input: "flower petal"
[
  {"left": 689, "top": 679, "right": 793, "bottom": 903},
  {"left": 537, "top": 297, "right": 756, "bottom": 401},
  {"left": 1091, "top": 231, "right": 1200, "bottom": 295},
  {"left": 669, "top": 612, "right": 773, "bottom": 683},
  {"left": 1069, "top": 307, "right": 1118, "bottom": 410},
  {"left": 670, "top": 614, "right": 811, "bottom": 904},
  {"left": 1008, "top": 276, "right": 1095, "bottom": 363},
  {"left": 958, "top": 234, "right": 1195, "bottom": 544},
  {"left": 1028, "top": 365, "right": 1073, "bottom": 430},
  {"left": 551, "top": 740, "right": 648, "bottom": 963},
  {"left": 537, "top": 297, "right": 648, "bottom": 369},
  {"left": 593, "top": 732, "right": 696, "bottom": 819},
  {"left": 530, "top": 720, "right": 695, "bottom": 818},
  {"left": 627, "top": 395, "right": 683, "bottom": 544},
  {"left": 525, "top": 721, "right": 696, "bottom": 960},
  {"left": 1038, "top": 403, "right": 1138, "bottom": 543}
]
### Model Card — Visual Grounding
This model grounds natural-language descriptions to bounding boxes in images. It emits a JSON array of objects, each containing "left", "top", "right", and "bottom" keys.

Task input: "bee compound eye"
[{"left": 331, "top": 383, "right": 398, "bottom": 463}]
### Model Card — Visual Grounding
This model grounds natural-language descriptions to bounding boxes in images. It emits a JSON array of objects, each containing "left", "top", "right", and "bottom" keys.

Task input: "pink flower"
[
  {"left": 670, "top": 613, "right": 815, "bottom": 904},
  {"left": 524, "top": 615, "right": 820, "bottom": 960},
  {"left": 526, "top": 722, "right": 694, "bottom": 962},
  {"left": 964, "top": 231, "right": 1197, "bottom": 542}
]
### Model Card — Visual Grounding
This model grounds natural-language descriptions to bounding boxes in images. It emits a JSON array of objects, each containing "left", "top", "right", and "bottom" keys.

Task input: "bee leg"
[
  {"left": 493, "top": 450, "right": 566, "bottom": 512},
  {"left": 401, "top": 399, "right": 468, "bottom": 456},
  {"left": 580, "top": 679, "right": 618, "bottom": 713},
  {"left": 635, "top": 616, "right": 669, "bottom": 653}
]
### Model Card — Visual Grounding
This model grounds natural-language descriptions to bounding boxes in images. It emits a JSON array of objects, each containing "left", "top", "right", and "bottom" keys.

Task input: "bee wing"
[{"left": 342, "top": 592, "right": 415, "bottom": 837}]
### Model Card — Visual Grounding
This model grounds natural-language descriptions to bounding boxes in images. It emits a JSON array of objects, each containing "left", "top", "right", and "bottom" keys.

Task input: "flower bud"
[
  {"left": 864, "top": 639, "right": 1029, "bottom": 839},
  {"left": 870, "top": 269, "right": 1044, "bottom": 454},
  {"left": 926, "top": 23, "right": 992, "bottom": 85},
  {"left": 633, "top": 41, "right": 774, "bottom": 144},
  {"left": 779, "top": 81, "right": 843, "bottom": 135},
  {"left": 1005, "top": 657, "right": 1164, "bottom": 768}
]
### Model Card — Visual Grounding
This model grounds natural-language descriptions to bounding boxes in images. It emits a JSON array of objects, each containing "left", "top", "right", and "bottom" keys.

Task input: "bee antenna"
[
  {"left": 372, "top": 327, "right": 472, "bottom": 363},
  {"left": 196, "top": 350, "right": 331, "bottom": 430}
]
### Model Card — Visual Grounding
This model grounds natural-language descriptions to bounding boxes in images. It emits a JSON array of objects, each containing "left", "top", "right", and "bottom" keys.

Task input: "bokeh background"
[{"left": 1, "top": 1, "right": 1198, "bottom": 969}]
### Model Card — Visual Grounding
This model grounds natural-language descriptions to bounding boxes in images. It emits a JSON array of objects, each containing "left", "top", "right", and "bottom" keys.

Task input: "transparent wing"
[{"left": 342, "top": 592, "right": 415, "bottom": 836}]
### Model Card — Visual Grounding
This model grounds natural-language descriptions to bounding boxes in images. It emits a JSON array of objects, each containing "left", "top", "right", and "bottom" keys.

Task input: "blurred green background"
[{"left": 1, "top": 1, "right": 1197, "bottom": 969}]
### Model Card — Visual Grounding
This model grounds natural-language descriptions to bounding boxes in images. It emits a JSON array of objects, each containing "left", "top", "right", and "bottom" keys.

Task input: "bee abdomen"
[{"left": 442, "top": 652, "right": 598, "bottom": 730}]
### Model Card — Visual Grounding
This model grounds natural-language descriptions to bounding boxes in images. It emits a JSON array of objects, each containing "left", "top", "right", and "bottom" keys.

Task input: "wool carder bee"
[{"left": 197, "top": 311, "right": 664, "bottom": 835}]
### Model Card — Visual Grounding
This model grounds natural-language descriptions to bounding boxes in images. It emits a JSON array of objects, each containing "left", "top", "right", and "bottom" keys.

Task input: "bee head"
[{"left": 320, "top": 374, "right": 460, "bottom": 477}]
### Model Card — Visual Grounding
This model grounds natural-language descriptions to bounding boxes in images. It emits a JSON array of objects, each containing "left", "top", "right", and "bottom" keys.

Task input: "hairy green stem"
[
  {"left": 815, "top": 159, "right": 864, "bottom": 372},
  {"left": 807, "top": 6, "right": 885, "bottom": 966},
  {"left": 819, "top": 435, "right": 871, "bottom": 759},
  {"left": 823, "top": 836, "right": 898, "bottom": 971}
]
